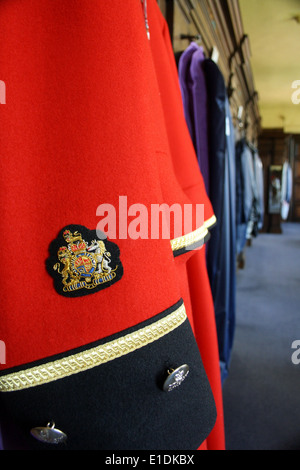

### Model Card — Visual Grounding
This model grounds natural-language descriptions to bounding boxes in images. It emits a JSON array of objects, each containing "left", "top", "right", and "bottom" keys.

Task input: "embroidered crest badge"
[{"left": 47, "top": 225, "right": 123, "bottom": 297}]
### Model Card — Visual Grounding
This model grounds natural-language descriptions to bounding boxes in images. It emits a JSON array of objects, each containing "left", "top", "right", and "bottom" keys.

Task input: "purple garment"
[
  {"left": 190, "top": 47, "right": 210, "bottom": 196},
  {"left": 178, "top": 42, "right": 199, "bottom": 147},
  {"left": 178, "top": 44, "right": 210, "bottom": 196}
]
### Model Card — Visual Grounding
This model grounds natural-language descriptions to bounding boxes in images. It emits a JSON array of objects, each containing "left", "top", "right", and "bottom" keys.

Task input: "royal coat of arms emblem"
[{"left": 47, "top": 225, "right": 123, "bottom": 297}]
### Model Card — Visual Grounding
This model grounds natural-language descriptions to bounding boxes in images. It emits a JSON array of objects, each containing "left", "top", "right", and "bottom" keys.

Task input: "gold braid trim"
[
  {"left": 170, "top": 225, "right": 208, "bottom": 252},
  {"left": 170, "top": 216, "right": 217, "bottom": 253},
  {"left": 204, "top": 215, "right": 217, "bottom": 230},
  {"left": 0, "top": 304, "right": 187, "bottom": 392}
]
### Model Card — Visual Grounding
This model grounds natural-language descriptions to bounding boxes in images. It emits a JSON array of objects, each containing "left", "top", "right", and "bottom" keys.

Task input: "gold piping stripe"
[
  {"left": 0, "top": 304, "right": 187, "bottom": 392},
  {"left": 170, "top": 225, "right": 208, "bottom": 252}
]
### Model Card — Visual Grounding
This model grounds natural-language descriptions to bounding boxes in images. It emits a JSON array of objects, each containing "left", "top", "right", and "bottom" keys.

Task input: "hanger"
[{"left": 180, "top": 34, "right": 202, "bottom": 44}]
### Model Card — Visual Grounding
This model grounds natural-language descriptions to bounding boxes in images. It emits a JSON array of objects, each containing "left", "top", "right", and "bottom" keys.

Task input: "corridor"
[{"left": 223, "top": 223, "right": 300, "bottom": 450}]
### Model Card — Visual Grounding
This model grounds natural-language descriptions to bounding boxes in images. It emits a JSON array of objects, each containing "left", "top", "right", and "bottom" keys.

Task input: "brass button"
[
  {"left": 30, "top": 421, "right": 67, "bottom": 444},
  {"left": 163, "top": 364, "right": 190, "bottom": 392}
]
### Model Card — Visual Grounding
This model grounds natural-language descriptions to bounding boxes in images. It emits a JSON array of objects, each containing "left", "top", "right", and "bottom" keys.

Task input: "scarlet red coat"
[{"left": 0, "top": 0, "right": 218, "bottom": 450}]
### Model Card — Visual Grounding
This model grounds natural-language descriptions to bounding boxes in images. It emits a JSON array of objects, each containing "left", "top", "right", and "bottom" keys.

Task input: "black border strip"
[{"left": 0, "top": 299, "right": 184, "bottom": 379}]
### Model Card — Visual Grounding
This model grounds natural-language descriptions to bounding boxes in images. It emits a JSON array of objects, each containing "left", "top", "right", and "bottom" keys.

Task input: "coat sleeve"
[{"left": 147, "top": 0, "right": 225, "bottom": 450}]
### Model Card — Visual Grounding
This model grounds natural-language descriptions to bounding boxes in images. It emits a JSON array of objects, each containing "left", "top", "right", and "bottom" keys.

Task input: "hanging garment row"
[
  {"left": 177, "top": 41, "right": 265, "bottom": 384},
  {"left": 281, "top": 161, "right": 293, "bottom": 221},
  {"left": 178, "top": 42, "right": 236, "bottom": 384},
  {"left": 236, "top": 139, "right": 264, "bottom": 262}
]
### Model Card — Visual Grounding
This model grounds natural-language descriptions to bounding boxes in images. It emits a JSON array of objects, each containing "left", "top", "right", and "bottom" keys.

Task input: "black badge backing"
[{"left": 46, "top": 225, "right": 123, "bottom": 298}]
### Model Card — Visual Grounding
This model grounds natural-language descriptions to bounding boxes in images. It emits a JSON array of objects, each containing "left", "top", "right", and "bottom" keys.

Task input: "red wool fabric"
[{"left": 0, "top": 0, "right": 182, "bottom": 368}]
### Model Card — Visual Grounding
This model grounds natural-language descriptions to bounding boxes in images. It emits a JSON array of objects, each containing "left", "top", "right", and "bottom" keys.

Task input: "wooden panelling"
[
  {"left": 157, "top": 0, "right": 167, "bottom": 17},
  {"left": 294, "top": 204, "right": 300, "bottom": 219},
  {"left": 157, "top": 0, "right": 261, "bottom": 142},
  {"left": 258, "top": 129, "right": 300, "bottom": 228},
  {"left": 290, "top": 136, "right": 300, "bottom": 222}
]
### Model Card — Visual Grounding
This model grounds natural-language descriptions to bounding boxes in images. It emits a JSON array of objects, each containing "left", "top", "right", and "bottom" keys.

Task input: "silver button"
[
  {"left": 163, "top": 364, "right": 190, "bottom": 392},
  {"left": 30, "top": 421, "right": 67, "bottom": 444}
]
